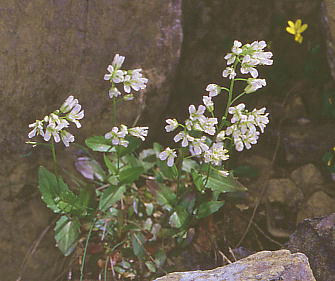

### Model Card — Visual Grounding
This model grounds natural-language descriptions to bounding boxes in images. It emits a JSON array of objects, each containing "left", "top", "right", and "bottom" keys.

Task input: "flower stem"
[
  {"left": 80, "top": 219, "right": 96, "bottom": 281},
  {"left": 104, "top": 256, "right": 109, "bottom": 281},
  {"left": 230, "top": 91, "right": 246, "bottom": 106},
  {"left": 112, "top": 97, "right": 117, "bottom": 126},
  {"left": 204, "top": 164, "right": 212, "bottom": 187}
]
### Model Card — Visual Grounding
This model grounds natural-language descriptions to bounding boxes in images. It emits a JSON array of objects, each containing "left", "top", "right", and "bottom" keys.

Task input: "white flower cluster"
[
  {"left": 104, "top": 125, "right": 148, "bottom": 147},
  {"left": 223, "top": 40, "right": 272, "bottom": 93},
  {"left": 159, "top": 39, "right": 272, "bottom": 169},
  {"left": 28, "top": 96, "right": 84, "bottom": 147},
  {"left": 159, "top": 97, "right": 229, "bottom": 167},
  {"left": 226, "top": 103, "right": 269, "bottom": 152},
  {"left": 104, "top": 54, "right": 148, "bottom": 101}
]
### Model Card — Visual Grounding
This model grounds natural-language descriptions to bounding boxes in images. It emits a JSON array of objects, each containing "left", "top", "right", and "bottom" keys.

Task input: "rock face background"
[
  {"left": 1, "top": 0, "right": 335, "bottom": 280},
  {"left": 0, "top": 1, "right": 182, "bottom": 280}
]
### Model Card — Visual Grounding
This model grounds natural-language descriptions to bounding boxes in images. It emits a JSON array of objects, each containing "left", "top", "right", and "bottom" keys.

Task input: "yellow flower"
[{"left": 286, "top": 19, "right": 308, "bottom": 44}]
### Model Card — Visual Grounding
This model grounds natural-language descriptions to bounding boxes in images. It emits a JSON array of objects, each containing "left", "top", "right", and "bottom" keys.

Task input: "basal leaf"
[
  {"left": 38, "top": 166, "right": 69, "bottom": 213},
  {"left": 85, "top": 136, "right": 115, "bottom": 152},
  {"left": 155, "top": 184, "right": 177, "bottom": 211},
  {"left": 131, "top": 232, "right": 146, "bottom": 258},
  {"left": 54, "top": 216, "right": 80, "bottom": 256},
  {"left": 195, "top": 201, "right": 225, "bottom": 219},
  {"left": 119, "top": 166, "right": 144, "bottom": 185},
  {"left": 99, "top": 185, "right": 126, "bottom": 212},
  {"left": 206, "top": 168, "right": 247, "bottom": 193},
  {"left": 169, "top": 207, "right": 188, "bottom": 228}
]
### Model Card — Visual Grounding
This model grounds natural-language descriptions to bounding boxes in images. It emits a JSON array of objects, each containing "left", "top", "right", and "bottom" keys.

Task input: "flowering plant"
[{"left": 27, "top": 41, "right": 272, "bottom": 280}]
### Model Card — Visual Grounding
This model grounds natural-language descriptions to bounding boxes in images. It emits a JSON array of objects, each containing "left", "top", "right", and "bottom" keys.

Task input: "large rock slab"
[
  {"left": 154, "top": 250, "right": 315, "bottom": 281},
  {"left": 0, "top": 1, "right": 182, "bottom": 280},
  {"left": 287, "top": 213, "right": 335, "bottom": 281}
]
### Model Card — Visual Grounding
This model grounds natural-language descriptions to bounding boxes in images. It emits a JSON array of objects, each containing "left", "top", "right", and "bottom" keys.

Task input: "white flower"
[
  {"left": 206, "top": 84, "right": 221, "bottom": 97},
  {"left": 60, "top": 130, "right": 75, "bottom": 147},
  {"left": 224, "top": 40, "right": 242, "bottom": 65},
  {"left": 189, "top": 104, "right": 206, "bottom": 121},
  {"left": 104, "top": 65, "right": 125, "bottom": 83},
  {"left": 252, "top": 107, "right": 269, "bottom": 133},
  {"left": 228, "top": 103, "right": 246, "bottom": 123},
  {"left": 224, "top": 53, "right": 237, "bottom": 65},
  {"left": 109, "top": 87, "right": 122, "bottom": 98},
  {"left": 47, "top": 113, "right": 69, "bottom": 131},
  {"left": 159, "top": 147, "right": 177, "bottom": 167},
  {"left": 123, "top": 70, "right": 148, "bottom": 93},
  {"left": 67, "top": 104, "right": 84, "bottom": 128},
  {"left": 198, "top": 117, "right": 218, "bottom": 135},
  {"left": 231, "top": 40, "right": 243, "bottom": 54},
  {"left": 28, "top": 120, "right": 45, "bottom": 138},
  {"left": 44, "top": 123, "right": 60, "bottom": 143},
  {"left": 203, "top": 96, "right": 214, "bottom": 111},
  {"left": 204, "top": 142, "right": 229, "bottom": 166},
  {"left": 112, "top": 54, "right": 125, "bottom": 69},
  {"left": 191, "top": 137, "right": 209, "bottom": 155},
  {"left": 165, "top": 119, "right": 179, "bottom": 132},
  {"left": 123, "top": 94, "right": 134, "bottom": 101},
  {"left": 244, "top": 78, "right": 266, "bottom": 93},
  {"left": 173, "top": 131, "right": 194, "bottom": 147},
  {"left": 235, "top": 138, "right": 244, "bottom": 152},
  {"left": 104, "top": 125, "right": 129, "bottom": 147},
  {"left": 60, "top": 96, "right": 78, "bottom": 113},
  {"left": 128, "top": 126, "right": 148, "bottom": 141},
  {"left": 222, "top": 67, "right": 236, "bottom": 80},
  {"left": 240, "top": 55, "right": 259, "bottom": 78},
  {"left": 250, "top": 40, "right": 267, "bottom": 51},
  {"left": 217, "top": 130, "right": 226, "bottom": 142}
]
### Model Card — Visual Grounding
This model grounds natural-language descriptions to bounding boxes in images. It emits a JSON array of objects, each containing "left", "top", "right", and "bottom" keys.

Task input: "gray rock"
[
  {"left": 267, "top": 178, "right": 304, "bottom": 207},
  {"left": 154, "top": 250, "right": 315, "bottom": 281},
  {"left": 322, "top": 0, "right": 335, "bottom": 81},
  {"left": 291, "top": 164, "right": 324, "bottom": 194},
  {"left": 287, "top": 213, "right": 335, "bottom": 281},
  {"left": 297, "top": 191, "right": 335, "bottom": 223},
  {"left": 282, "top": 123, "right": 335, "bottom": 165},
  {"left": 0, "top": 1, "right": 182, "bottom": 280}
]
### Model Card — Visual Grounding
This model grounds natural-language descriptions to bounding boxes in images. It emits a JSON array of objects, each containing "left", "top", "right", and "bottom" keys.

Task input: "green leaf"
[
  {"left": 104, "top": 154, "right": 118, "bottom": 175},
  {"left": 99, "top": 185, "right": 126, "bottom": 212},
  {"left": 119, "top": 166, "right": 144, "bottom": 185},
  {"left": 157, "top": 160, "right": 178, "bottom": 180},
  {"left": 145, "top": 261, "right": 156, "bottom": 273},
  {"left": 54, "top": 216, "right": 80, "bottom": 256},
  {"left": 196, "top": 201, "right": 225, "bottom": 219},
  {"left": 38, "top": 166, "right": 69, "bottom": 213},
  {"left": 182, "top": 159, "right": 199, "bottom": 173},
  {"left": 156, "top": 184, "right": 177, "bottom": 211},
  {"left": 116, "top": 136, "right": 141, "bottom": 157},
  {"left": 206, "top": 168, "right": 247, "bottom": 193},
  {"left": 131, "top": 232, "right": 146, "bottom": 258},
  {"left": 85, "top": 136, "right": 115, "bottom": 152},
  {"left": 191, "top": 169, "right": 206, "bottom": 192},
  {"left": 169, "top": 207, "right": 188, "bottom": 228},
  {"left": 154, "top": 249, "right": 167, "bottom": 268}
]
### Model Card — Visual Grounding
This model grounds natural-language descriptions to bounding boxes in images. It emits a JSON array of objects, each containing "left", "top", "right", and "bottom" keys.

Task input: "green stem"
[
  {"left": 80, "top": 219, "right": 96, "bottom": 281},
  {"left": 230, "top": 91, "right": 246, "bottom": 106},
  {"left": 204, "top": 164, "right": 212, "bottom": 188},
  {"left": 176, "top": 149, "right": 184, "bottom": 195},
  {"left": 220, "top": 87, "right": 230, "bottom": 93},
  {"left": 104, "top": 256, "right": 109, "bottom": 281},
  {"left": 224, "top": 78, "right": 235, "bottom": 117},
  {"left": 112, "top": 97, "right": 117, "bottom": 126}
]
